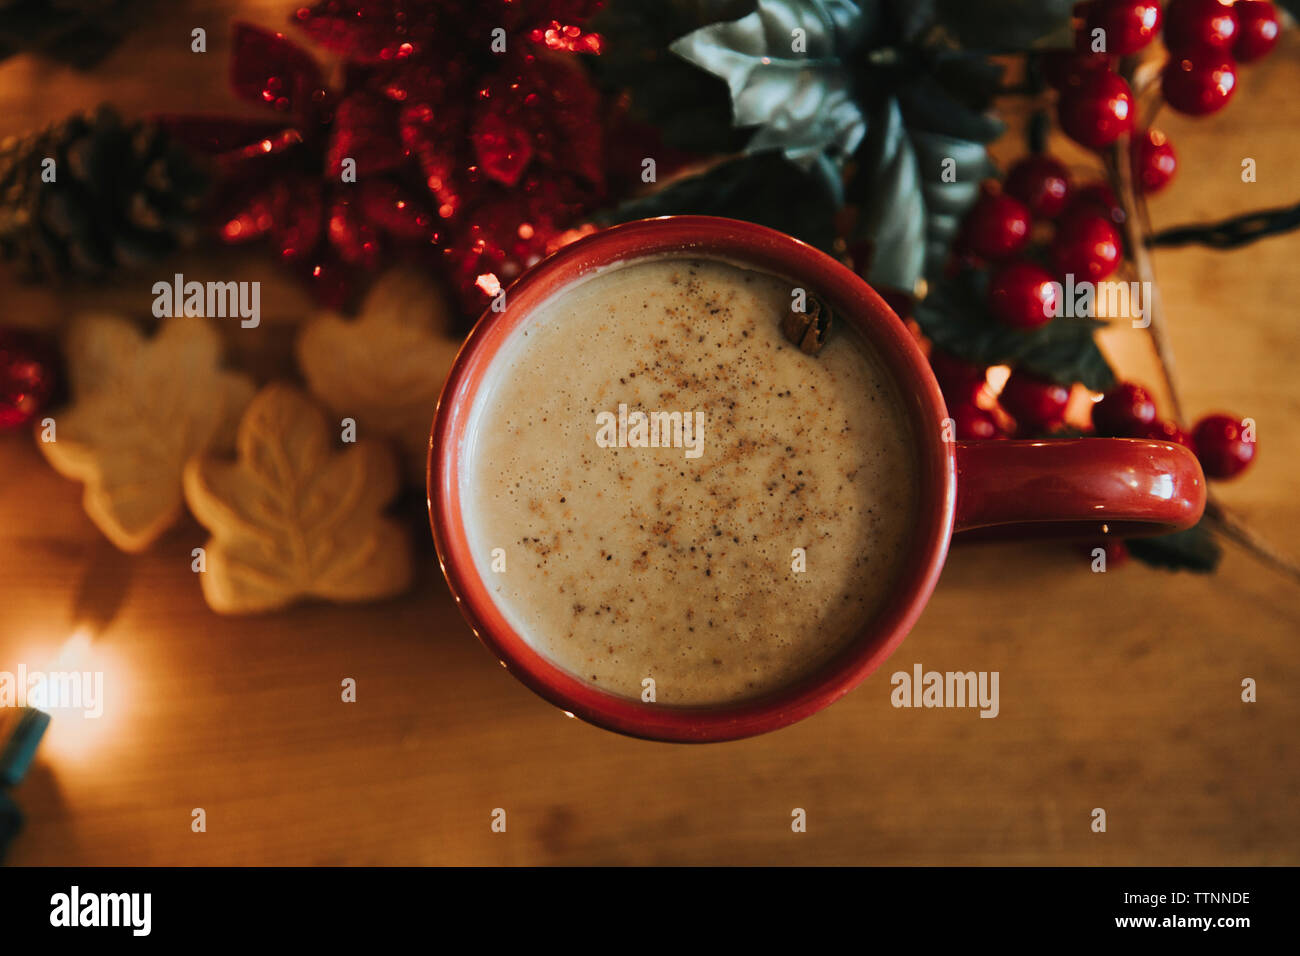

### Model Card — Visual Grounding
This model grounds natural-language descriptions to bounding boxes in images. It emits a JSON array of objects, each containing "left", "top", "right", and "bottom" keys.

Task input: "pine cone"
[
  {"left": 0, "top": 106, "right": 208, "bottom": 281},
  {"left": 0, "top": 1, "right": 151, "bottom": 67}
]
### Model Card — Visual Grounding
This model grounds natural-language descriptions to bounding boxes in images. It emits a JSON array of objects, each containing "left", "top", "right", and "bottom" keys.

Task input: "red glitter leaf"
[
  {"left": 358, "top": 179, "right": 439, "bottom": 241},
  {"left": 400, "top": 100, "right": 467, "bottom": 220},
  {"left": 526, "top": 56, "right": 604, "bottom": 193},
  {"left": 327, "top": 196, "right": 382, "bottom": 266},
  {"left": 472, "top": 107, "right": 534, "bottom": 187},
  {"left": 292, "top": 0, "right": 431, "bottom": 64},
  {"left": 528, "top": 20, "right": 603, "bottom": 54},
  {"left": 326, "top": 91, "right": 407, "bottom": 178},
  {"left": 216, "top": 192, "right": 276, "bottom": 245},
  {"left": 269, "top": 178, "right": 325, "bottom": 261},
  {"left": 230, "top": 23, "right": 327, "bottom": 115},
  {"left": 152, "top": 116, "right": 298, "bottom": 157}
]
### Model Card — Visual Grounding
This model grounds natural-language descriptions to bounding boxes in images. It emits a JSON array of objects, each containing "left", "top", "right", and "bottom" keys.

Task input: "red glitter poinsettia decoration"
[
  {"left": 162, "top": 25, "right": 437, "bottom": 308},
  {"left": 293, "top": 0, "right": 608, "bottom": 309},
  {"left": 167, "top": 2, "right": 609, "bottom": 312}
]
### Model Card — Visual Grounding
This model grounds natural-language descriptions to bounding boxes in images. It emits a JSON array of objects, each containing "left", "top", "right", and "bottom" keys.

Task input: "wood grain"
[{"left": 0, "top": 3, "right": 1297, "bottom": 865}]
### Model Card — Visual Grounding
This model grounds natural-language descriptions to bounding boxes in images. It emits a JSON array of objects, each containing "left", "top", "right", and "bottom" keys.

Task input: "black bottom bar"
[{"left": 0, "top": 865, "right": 1289, "bottom": 942}]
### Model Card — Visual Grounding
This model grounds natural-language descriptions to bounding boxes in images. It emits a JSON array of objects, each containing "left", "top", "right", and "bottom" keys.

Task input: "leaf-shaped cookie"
[
  {"left": 296, "top": 267, "right": 462, "bottom": 485},
  {"left": 183, "top": 383, "right": 413, "bottom": 614},
  {"left": 37, "top": 314, "right": 254, "bottom": 552}
]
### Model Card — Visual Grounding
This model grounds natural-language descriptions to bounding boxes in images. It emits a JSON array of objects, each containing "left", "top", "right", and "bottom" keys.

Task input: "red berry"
[
  {"left": 1065, "top": 182, "right": 1125, "bottom": 226},
  {"left": 1058, "top": 70, "right": 1135, "bottom": 149},
  {"left": 1233, "top": 1, "right": 1280, "bottom": 62},
  {"left": 1051, "top": 211, "right": 1122, "bottom": 281},
  {"left": 951, "top": 402, "right": 1004, "bottom": 440},
  {"left": 1004, "top": 156, "right": 1072, "bottom": 220},
  {"left": 1162, "top": 54, "right": 1238, "bottom": 115},
  {"left": 988, "top": 262, "right": 1059, "bottom": 330},
  {"left": 1132, "top": 129, "right": 1177, "bottom": 193},
  {"left": 929, "top": 350, "right": 988, "bottom": 405},
  {"left": 0, "top": 330, "right": 60, "bottom": 430},
  {"left": 1092, "top": 382, "right": 1157, "bottom": 436},
  {"left": 1041, "top": 49, "right": 1115, "bottom": 89},
  {"left": 961, "top": 187, "right": 1032, "bottom": 260},
  {"left": 1192, "top": 413, "right": 1256, "bottom": 478},
  {"left": 1138, "top": 418, "right": 1194, "bottom": 449},
  {"left": 1084, "top": 0, "right": 1163, "bottom": 55},
  {"left": 999, "top": 370, "right": 1072, "bottom": 430},
  {"left": 1164, "top": 0, "right": 1238, "bottom": 54}
]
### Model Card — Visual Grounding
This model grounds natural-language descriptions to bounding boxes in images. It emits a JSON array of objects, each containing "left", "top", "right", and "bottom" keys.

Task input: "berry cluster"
[
  {"left": 935, "top": 356, "right": 1259, "bottom": 483},
  {"left": 931, "top": 346, "right": 1078, "bottom": 441},
  {"left": 929, "top": 0, "right": 1272, "bottom": 469},
  {"left": 1093, "top": 383, "right": 1257, "bottom": 478},
  {"left": 939, "top": 167, "right": 1127, "bottom": 439},
  {"left": 953, "top": 171, "right": 1125, "bottom": 337},
  {"left": 1051, "top": 0, "right": 1279, "bottom": 146}
]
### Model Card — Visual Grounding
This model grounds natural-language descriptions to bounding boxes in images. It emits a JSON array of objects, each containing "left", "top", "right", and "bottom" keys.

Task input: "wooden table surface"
[{"left": 1, "top": 3, "right": 1297, "bottom": 866}]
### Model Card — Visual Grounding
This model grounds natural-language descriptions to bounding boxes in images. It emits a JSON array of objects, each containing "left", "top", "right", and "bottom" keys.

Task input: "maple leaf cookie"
[
  {"left": 296, "top": 268, "right": 462, "bottom": 485},
  {"left": 37, "top": 314, "right": 254, "bottom": 552},
  {"left": 182, "top": 383, "right": 413, "bottom": 614}
]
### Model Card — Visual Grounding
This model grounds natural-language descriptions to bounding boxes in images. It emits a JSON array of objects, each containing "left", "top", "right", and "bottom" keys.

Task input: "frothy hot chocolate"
[{"left": 462, "top": 257, "right": 918, "bottom": 705}]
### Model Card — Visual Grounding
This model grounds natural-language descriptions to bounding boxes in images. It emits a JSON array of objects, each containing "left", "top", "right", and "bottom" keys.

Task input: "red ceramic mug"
[{"left": 428, "top": 216, "right": 1205, "bottom": 743}]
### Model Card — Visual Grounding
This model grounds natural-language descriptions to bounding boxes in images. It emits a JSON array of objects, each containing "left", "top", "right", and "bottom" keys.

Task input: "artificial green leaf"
[
  {"left": 668, "top": 0, "right": 868, "bottom": 199},
  {"left": 881, "top": 0, "right": 937, "bottom": 44},
  {"left": 852, "top": 98, "right": 996, "bottom": 291},
  {"left": 925, "top": 49, "right": 1008, "bottom": 119},
  {"left": 848, "top": 43, "right": 1003, "bottom": 290},
  {"left": 851, "top": 99, "right": 922, "bottom": 290},
  {"left": 588, "top": 0, "right": 755, "bottom": 155},
  {"left": 1127, "top": 518, "right": 1222, "bottom": 573},
  {"left": 933, "top": 0, "right": 1077, "bottom": 51},
  {"left": 593, "top": 152, "right": 838, "bottom": 251},
  {"left": 895, "top": 67, "right": 1005, "bottom": 142},
  {"left": 914, "top": 270, "right": 1117, "bottom": 390},
  {"left": 914, "top": 132, "right": 994, "bottom": 279}
]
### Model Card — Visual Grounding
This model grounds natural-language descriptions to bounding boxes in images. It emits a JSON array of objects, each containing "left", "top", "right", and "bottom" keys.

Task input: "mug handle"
[{"left": 954, "top": 438, "right": 1206, "bottom": 539}]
